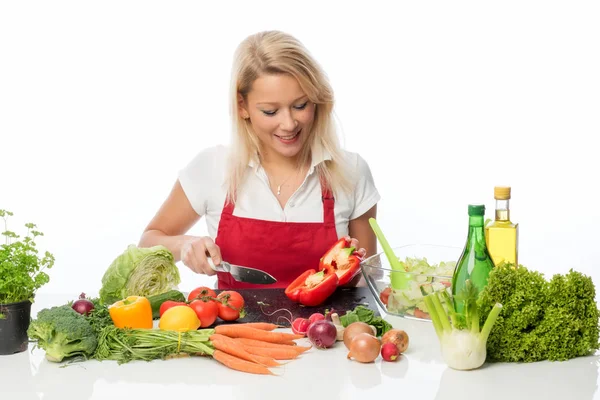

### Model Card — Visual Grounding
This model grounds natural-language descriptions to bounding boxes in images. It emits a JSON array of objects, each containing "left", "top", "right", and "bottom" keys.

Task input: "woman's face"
[{"left": 241, "top": 73, "right": 315, "bottom": 162}]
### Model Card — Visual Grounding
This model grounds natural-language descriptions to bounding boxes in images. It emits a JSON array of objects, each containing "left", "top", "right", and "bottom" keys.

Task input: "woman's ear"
[{"left": 238, "top": 93, "right": 250, "bottom": 120}]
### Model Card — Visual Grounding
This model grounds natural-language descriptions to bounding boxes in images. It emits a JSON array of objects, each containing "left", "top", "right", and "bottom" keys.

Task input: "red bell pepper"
[
  {"left": 319, "top": 238, "right": 362, "bottom": 286},
  {"left": 285, "top": 269, "right": 339, "bottom": 307}
]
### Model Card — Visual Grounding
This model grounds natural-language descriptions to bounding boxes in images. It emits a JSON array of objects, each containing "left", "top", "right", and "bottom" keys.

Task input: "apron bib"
[{"left": 214, "top": 184, "right": 339, "bottom": 289}]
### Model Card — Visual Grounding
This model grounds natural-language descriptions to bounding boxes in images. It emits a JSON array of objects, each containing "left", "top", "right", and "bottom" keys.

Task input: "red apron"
[{"left": 214, "top": 183, "right": 339, "bottom": 289}]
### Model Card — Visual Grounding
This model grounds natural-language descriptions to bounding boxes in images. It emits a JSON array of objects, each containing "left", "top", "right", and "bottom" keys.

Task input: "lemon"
[{"left": 159, "top": 305, "right": 201, "bottom": 332}]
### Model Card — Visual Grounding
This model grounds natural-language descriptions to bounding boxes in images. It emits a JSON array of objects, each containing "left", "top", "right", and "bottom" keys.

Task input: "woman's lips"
[{"left": 275, "top": 129, "right": 301, "bottom": 143}]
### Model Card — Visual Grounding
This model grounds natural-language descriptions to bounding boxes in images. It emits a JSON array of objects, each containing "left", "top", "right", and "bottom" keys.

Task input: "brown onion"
[
  {"left": 347, "top": 333, "right": 381, "bottom": 363},
  {"left": 343, "top": 321, "right": 374, "bottom": 350},
  {"left": 381, "top": 329, "right": 409, "bottom": 353}
]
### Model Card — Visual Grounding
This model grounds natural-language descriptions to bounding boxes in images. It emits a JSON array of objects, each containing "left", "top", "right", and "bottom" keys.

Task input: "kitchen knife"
[{"left": 207, "top": 259, "right": 277, "bottom": 285}]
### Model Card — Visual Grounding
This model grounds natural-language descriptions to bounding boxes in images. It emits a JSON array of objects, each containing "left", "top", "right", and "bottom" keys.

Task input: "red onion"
[
  {"left": 306, "top": 320, "right": 337, "bottom": 349},
  {"left": 72, "top": 292, "right": 94, "bottom": 316}
]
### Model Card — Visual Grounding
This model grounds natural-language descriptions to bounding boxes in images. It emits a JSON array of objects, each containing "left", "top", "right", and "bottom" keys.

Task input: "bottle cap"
[
  {"left": 468, "top": 204, "right": 485, "bottom": 216},
  {"left": 494, "top": 186, "right": 511, "bottom": 200}
]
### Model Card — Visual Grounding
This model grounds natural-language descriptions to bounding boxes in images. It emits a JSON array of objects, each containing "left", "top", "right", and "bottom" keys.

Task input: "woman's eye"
[
  {"left": 294, "top": 102, "right": 308, "bottom": 110},
  {"left": 261, "top": 110, "right": 277, "bottom": 116}
]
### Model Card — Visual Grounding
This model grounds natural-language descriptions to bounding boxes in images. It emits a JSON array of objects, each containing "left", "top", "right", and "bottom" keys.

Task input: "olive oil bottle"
[{"left": 485, "top": 186, "right": 519, "bottom": 267}]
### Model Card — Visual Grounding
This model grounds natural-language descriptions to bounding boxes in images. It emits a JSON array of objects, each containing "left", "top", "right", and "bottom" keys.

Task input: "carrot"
[
  {"left": 249, "top": 353, "right": 282, "bottom": 367},
  {"left": 213, "top": 350, "right": 275, "bottom": 375},
  {"left": 210, "top": 334, "right": 280, "bottom": 367},
  {"left": 235, "top": 322, "right": 282, "bottom": 331},
  {"left": 210, "top": 334, "right": 268, "bottom": 366},
  {"left": 234, "top": 338, "right": 311, "bottom": 353},
  {"left": 240, "top": 345, "right": 302, "bottom": 360},
  {"left": 215, "top": 325, "right": 304, "bottom": 343}
]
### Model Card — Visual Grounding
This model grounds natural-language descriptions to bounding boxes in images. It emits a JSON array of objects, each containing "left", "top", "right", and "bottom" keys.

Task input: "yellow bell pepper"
[{"left": 109, "top": 296, "right": 153, "bottom": 329}]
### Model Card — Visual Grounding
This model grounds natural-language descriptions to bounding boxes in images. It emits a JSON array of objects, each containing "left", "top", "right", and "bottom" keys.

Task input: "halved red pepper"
[
  {"left": 319, "top": 238, "right": 362, "bottom": 286},
  {"left": 285, "top": 269, "right": 339, "bottom": 307}
]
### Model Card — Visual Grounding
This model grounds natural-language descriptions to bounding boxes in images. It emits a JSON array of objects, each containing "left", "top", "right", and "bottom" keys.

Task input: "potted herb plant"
[{"left": 0, "top": 209, "right": 54, "bottom": 355}]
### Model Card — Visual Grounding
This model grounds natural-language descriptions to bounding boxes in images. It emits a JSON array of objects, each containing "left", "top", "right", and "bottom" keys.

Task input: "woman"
[{"left": 139, "top": 31, "right": 380, "bottom": 289}]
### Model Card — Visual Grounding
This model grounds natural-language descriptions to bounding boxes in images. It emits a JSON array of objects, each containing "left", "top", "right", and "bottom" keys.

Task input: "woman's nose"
[{"left": 279, "top": 111, "right": 298, "bottom": 131}]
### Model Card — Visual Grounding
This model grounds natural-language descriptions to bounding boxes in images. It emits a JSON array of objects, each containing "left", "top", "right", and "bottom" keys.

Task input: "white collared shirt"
[{"left": 178, "top": 145, "right": 380, "bottom": 240}]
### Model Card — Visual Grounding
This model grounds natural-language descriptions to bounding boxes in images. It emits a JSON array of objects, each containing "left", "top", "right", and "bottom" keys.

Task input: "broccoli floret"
[
  {"left": 478, "top": 265, "right": 600, "bottom": 363},
  {"left": 28, "top": 305, "right": 98, "bottom": 362}
]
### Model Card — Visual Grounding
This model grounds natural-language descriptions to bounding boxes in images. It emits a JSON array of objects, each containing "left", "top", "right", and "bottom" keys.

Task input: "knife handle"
[{"left": 207, "top": 258, "right": 230, "bottom": 273}]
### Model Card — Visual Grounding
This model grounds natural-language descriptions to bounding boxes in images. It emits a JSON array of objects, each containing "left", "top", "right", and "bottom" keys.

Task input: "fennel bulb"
[{"left": 424, "top": 280, "right": 502, "bottom": 371}]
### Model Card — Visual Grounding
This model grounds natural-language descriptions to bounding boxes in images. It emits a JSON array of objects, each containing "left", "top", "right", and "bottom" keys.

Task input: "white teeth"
[{"left": 278, "top": 131, "right": 300, "bottom": 140}]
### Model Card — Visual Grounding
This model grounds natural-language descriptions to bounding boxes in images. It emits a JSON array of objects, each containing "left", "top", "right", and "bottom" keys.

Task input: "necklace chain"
[{"left": 266, "top": 167, "right": 302, "bottom": 196}]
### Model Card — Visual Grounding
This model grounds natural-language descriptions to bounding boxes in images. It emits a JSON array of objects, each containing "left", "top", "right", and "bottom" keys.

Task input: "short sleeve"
[
  {"left": 178, "top": 145, "right": 225, "bottom": 217},
  {"left": 349, "top": 153, "right": 381, "bottom": 220}
]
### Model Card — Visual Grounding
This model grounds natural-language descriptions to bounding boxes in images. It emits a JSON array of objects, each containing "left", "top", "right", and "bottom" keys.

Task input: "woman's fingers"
[
  {"left": 181, "top": 237, "right": 222, "bottom": 275},
  {"left": 203, "top": 239, "right": 222, "bottom": 267},
  {"left": 355, "top": 247, "right": 367, "bottom": 259}
]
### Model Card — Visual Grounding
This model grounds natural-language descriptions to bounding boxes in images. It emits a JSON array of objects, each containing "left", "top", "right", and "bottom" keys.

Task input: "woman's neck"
[{"left": 260, "top": 152, "right": 304, "bottom": 174}]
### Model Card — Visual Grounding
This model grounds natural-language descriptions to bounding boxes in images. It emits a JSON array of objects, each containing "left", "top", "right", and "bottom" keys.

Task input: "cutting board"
[{"left": 213, "top": 287, "right": 380, "bottom": 327}]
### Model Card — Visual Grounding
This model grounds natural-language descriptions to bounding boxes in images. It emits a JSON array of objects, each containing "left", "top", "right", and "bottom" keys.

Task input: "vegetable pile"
[
  {"left": 28, "top": 293, "right": 309, "bottom": 375},
  {"left": 477, "top": 264, "right": 600, "bottom": 363}
]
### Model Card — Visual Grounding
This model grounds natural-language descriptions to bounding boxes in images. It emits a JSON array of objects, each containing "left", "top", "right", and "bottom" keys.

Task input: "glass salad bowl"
[{"left": 361, "top": 244, "right": 461, "bottom": 321}]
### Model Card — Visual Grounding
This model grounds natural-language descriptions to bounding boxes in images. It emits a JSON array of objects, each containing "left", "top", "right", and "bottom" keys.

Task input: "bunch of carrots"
[{"left": 94, "top": 322, "right": 309, "bottom": 375}]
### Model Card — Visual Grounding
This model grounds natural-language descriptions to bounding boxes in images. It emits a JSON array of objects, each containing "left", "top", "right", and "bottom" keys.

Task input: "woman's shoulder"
[{"left": 336, "top": 149, "right": 373, "bottom": 174}]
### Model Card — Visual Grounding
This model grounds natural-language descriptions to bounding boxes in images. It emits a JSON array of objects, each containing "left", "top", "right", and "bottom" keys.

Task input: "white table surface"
[{"left": 1, "top": 294, "right": 598, "bottom": 400}]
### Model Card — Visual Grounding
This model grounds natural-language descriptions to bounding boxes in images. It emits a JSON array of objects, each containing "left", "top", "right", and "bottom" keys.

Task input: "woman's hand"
[
  {"left": 180, "top": 236, "right": 222, "bottom": 275},
  {"left": 346, "top": 235, "right": 367, "bottom": 260}
]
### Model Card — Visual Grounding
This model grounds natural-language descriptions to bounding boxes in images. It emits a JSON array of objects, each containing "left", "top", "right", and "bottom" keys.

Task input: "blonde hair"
[{"left": 225, "top": 30, "right": 353, "bottom": 203}]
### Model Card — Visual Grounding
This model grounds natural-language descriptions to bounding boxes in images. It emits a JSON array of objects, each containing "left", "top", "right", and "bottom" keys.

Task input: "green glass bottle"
[{"left": 451, "top": 204, "right": 495, "bottom": 314}]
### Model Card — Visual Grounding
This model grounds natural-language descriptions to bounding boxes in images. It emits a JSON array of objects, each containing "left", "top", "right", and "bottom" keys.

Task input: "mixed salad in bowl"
[
  {"left": 361, "top": 245, "right": 459, "bottom": 321},
  {"left": 383, "top": 258, "right": 455, "bottom": 319}
]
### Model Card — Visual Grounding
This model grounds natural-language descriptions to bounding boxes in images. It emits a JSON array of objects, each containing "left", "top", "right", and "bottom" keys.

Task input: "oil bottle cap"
[
  {"left": 494, "top": 186, "right": 511, "bottom": 200},
  {"left": 468, "top": 204, "right": 485, "bottom": 216}
]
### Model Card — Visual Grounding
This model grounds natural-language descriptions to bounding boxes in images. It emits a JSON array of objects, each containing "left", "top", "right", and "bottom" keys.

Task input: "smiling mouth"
[{"left": 275, "top": 130, "right": 301, "bottom": 141}]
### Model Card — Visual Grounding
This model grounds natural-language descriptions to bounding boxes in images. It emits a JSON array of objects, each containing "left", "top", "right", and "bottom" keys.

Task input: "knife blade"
[{"left": 207, "top": 258, "right": 277, "bottom": 285}]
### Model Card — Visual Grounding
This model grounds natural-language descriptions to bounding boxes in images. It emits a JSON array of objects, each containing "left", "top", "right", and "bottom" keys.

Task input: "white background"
[{"left": 1, "top": 1, "right": 599, "bottom": 297}]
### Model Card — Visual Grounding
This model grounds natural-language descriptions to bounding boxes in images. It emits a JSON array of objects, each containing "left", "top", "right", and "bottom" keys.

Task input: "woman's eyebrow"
[{"left": 256, "top": 95, "right": 308, "bottom": 106}]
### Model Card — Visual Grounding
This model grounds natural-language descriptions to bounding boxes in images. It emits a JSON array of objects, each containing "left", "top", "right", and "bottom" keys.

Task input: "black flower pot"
[{"left": 0, "top": 300, "right": 32, "bottom": 355}]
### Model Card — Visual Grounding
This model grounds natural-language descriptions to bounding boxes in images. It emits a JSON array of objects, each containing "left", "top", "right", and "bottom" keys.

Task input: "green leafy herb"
[
  {"left": 339, "top": 305, "right": 392, "bottom": 336},
  {"left": 0, "top": 209, "right": 54, "bottom": 304},
  {"left": 86, "top": 298, "right": 113, "bottom": 336}
]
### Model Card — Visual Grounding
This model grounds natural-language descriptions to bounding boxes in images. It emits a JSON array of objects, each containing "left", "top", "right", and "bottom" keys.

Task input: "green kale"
[
  {"left": 27, "top": 305, "right": 98, "bottom": 362},
  {"left": 478, "top": 264, "right": 600, "bottom": 362}
]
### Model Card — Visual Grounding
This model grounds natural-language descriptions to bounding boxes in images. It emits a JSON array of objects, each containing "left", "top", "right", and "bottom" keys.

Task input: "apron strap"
[{"left": 320, "top": 180, "right": 335, "bottom": 226}]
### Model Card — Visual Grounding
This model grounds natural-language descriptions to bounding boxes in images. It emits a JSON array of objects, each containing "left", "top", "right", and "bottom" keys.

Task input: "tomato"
[
  {"left": 216, "top": 291, "right": 245, "bottom": 321},
  {"left": 189, "top": 299, "right": 219, "bottom": 328},
  {"left": 159, "top": 300, "right": 187, "bottom": 318},
  {"left": 158, "top": 305, "right": 201, "bottom": 332},
  {"left": 413, "top": 308, "right": 430, "bottom": 320},
  {"left": 188, "top": 286, "right": 217, "bottom": 302},
  {"left": 379, "top": 287, "right": 392, "bottom": 306}
]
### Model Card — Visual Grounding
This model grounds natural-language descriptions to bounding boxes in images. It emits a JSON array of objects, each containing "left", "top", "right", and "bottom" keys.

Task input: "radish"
[
  {"left": 292, "top": 317, "right": 311, "bottom": 336},
  {"left": 381, "top": 342, "right": 400, "bottom": 361}
]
